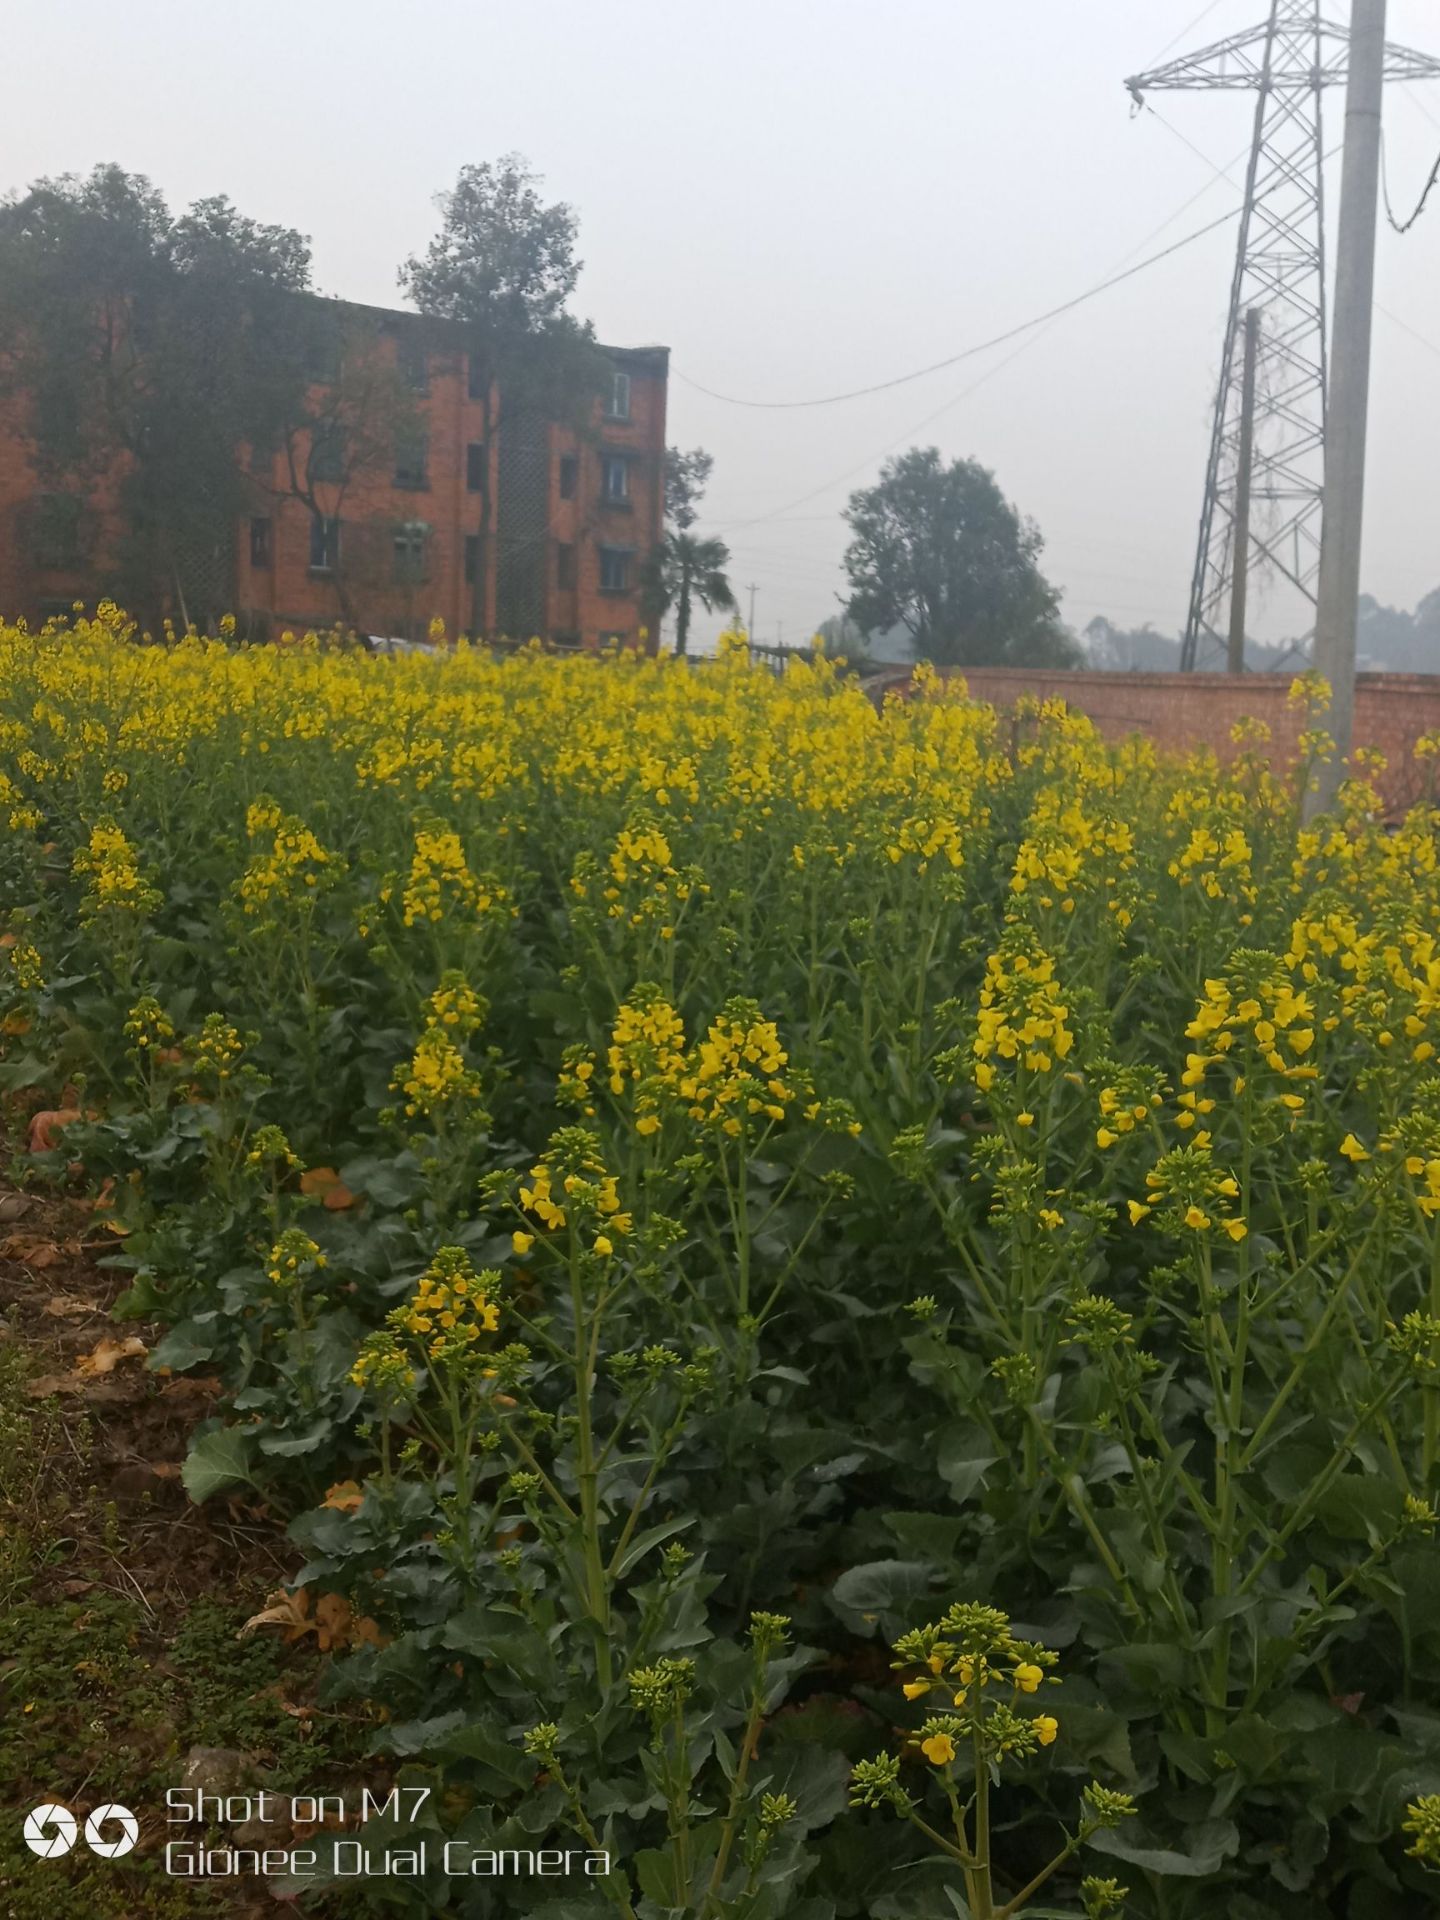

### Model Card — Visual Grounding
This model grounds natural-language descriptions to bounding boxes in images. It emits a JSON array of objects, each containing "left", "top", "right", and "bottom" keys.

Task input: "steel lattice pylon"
[{"left": 1128, "top": 3, "right": 1440, "bottom": 671}]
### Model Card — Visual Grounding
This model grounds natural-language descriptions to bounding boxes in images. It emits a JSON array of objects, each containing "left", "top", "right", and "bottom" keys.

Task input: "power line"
[
  {"left": 1146, "top": 0, "right": 1232, "bottom": 67},
  {"left": 676, "top": 206, "right": 1241, "bottom": 411},
  {"left": 1381, "top": 127, "right": 1440, "bottom": 232},
  {"left": 707, "top": 201, "right": 1244, "bottom": 538}
]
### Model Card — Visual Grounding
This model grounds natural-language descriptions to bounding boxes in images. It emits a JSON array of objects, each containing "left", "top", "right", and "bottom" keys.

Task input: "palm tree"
[{"left": 642, "top": 530, "right": 737, "bottom": 656}]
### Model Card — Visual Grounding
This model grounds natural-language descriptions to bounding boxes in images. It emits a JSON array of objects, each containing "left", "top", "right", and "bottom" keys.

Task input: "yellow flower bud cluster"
[
  {"left": 680, "top": 1000, "right": 792, "bottom": 1138},
  {"left": 6, "top": 938, "right": 45, "bottom": 993},
  {"left": 266, "top": 1229, "right": 326, "bottom": 1288},
  {"left": 893, "top": 1603, "right": 1061, "bottom": 1764},
  {"left": 1167, "top": 824, "right": 1255, "bottom": 905},
  {"left": 392, "top": 973, "right": 486, "bottom": 1119},
  {"left": 238, "top": 797, "right": 330, "bottom": 914},
  {"left": 398, "top": 827, "right": 505, "bottom": 927},
  {"left": 519, "top": 1132, "right": 631, "bottom": 1258},
  {"left": 392, "top": 1246, "right": 499, "bottom": 1361},
  {"left": 973, "top": 941, "right": 1074, "bottom": 1093},
  {"left": 607, "top": 985, "right": 688, "bottom": 1136},
  {"left": 74, "top": 820, "right": 161, "bottom": 920},
  {"left": 1130, "top": 1144, "right": 1247, "bottom": 1242},
  {"left": 123, "top": 995, "right": 175, "bottom": 1052}
]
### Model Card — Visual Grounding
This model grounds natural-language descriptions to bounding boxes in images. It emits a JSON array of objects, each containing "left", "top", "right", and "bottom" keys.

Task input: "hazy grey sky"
[{"left": 7, "top": 0, "right": 1440, "bottom": 649}]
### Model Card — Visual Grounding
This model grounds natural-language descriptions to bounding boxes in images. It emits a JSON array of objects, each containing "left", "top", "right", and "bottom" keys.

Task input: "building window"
[
  {"left": 605, "top": 370, "right": 631, "bottom": 421},
  {"left": 467, "top": 355, "right": 487, "bottom": 401},
  {"left": 466, "top": 442, "right": 486, "bottom": 493},
  {"left": 601, "top": 454, "right": 630, "bottom": 503},
  {"left": 309, "top": 423, "right": 345, "bottom": 485},
  {"left": 309, "top": 513, "right": 340, "bottom": 573},
  {"left": 598, "top": 546, "right": 631, "bottom": 593},
  {"left": 30, "top": 493, "right": 83, "bottom": 569},
  {"left": 250, "top": 516, "right": 272, "bottom": 568},
  {"left": 397, "top": 335, "right": 429, "bottom": 394},
  {"left": 558, "top": 453, "right": 578, "bottom": 500},
  {"left": 393, "top": 522, "right": 430, "bottom": 584},
  {"left": 556, "top": 542, "right": 576, "bottom": 590},
  {"left": 464, "top": 534, "right": 480, "bottom": 585},
  {"left": 305, "top": 329, "right": 341, "bottom": 385},
  {"left": 395, "top": 432, "right": 429, "bottom": 489}
]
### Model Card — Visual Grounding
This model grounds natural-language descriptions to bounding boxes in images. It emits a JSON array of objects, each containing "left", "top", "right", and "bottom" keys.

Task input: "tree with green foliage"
[
  {"left": 842, "top": 447, "right": 1078, "bottom": 668},
  {"left": 400, "top": 155, "right": 608, "bottom": 635},
  {"left": 0, "top": 165, "right": 324, "bottom": 624},
  {"left": 642, "top": 447, "right": 736, "bottom": 656},
  {"left": 664, "top": 446, "right": 714, "bottom": 531}
]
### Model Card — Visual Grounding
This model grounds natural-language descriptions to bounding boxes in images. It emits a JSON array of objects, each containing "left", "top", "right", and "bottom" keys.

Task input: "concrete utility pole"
[
  {"left": 1228, "top": 308, "right": 1261, "bottom": 674},
  {"left": 1311, "top": 0, "right": 1388, "bottom": 814},
  {"left": 745, "top": 582, "right": 758, "bottom": 641}
]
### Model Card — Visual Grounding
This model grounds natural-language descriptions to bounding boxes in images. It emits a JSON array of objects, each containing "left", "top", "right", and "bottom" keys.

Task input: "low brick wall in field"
[{"left": 891, "top": 668, "right": 1440, "bottom": 814}]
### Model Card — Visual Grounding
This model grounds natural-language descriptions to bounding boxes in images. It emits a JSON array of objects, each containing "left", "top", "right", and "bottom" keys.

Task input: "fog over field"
[{"left": 7, "top": 0, "right": 1440, "bottom": 651}]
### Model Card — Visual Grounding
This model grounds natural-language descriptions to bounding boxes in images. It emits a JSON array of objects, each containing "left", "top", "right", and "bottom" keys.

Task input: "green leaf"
[
  {"left": 828, "top": 1560, "right": 939, "bottom": 1636},
  {"left": 612, "top": 1515, "right": 696, "bottom": 1580},
  {"left": 634, "top": 1846, "right": 686, "bottom": 1907},
  {"left": 1089, "top": 1816, "right": 1239, "bottom": 1877},
  {"left": 432, "top": 1723, "right": 535, "bottom": 1791},
  {"left": 181, "top": 1425, "right": 256, "bottom": 1503},
  {"left": 882, "top": 1511, "right": 964, "bottom": 1561},
  {"left": 149, "top": 1322, "right": 216, "bottom": 1371},
  {"left": 936, "top": 1425, "right": 997, "bottom": 1504}
]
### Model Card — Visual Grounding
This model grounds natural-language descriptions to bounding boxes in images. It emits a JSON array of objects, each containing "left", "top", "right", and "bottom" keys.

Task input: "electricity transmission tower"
[{"left": 1127, "top": 2, "right": 1440, "bottom": 671}]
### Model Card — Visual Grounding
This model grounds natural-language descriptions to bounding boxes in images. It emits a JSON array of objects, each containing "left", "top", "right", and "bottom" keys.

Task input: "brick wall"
[{"left": 932, "top": 667, "right": 1440, "bottom": 813}]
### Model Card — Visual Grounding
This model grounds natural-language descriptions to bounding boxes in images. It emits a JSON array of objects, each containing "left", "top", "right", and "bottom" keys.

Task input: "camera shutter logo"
[
  {"left": 22, "top": 1804, "right": 77, "bottom": 1859},
  {"left": 85, "top": 1804, "right": 140, "bottom": 1858},
  {"left": 23, "top": 1802, "right": 138, "bottom": 1860}
]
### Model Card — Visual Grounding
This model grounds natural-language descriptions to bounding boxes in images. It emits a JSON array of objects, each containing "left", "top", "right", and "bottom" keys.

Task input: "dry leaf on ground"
[
  {"left": 74, "top": 1335, "right": 149, "bottom": 1376},
  {"left": 43, "top": 1294, "right": 99, "bottom": 1318},
  {"left": 0, "top": 1233, "right": 65, "bottom": 1269},
  {"left": 240, "top": 1586, "right": 313, "bottom": 1642}
]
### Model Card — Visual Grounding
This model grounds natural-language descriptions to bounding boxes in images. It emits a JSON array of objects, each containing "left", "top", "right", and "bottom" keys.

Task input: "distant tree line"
[{"left": 1085, "top": 591, "right": 1440, "bottom": 675}]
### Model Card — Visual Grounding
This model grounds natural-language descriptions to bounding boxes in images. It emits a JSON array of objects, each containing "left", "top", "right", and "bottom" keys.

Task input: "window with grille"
[
  {"left": 558, "top": 453, "right": 578, "bottom": 500},
  {"left": 395, "top": 432, "right": 429, "bottom": 489},
  {"left": 556, "top": 542, "right": 576, "bottom": 590},
  {"left": 601, "top": 455, "right": 630, "bottom": 503},
  {"left": 250, "top": 517, "right": 272, "bottom": 568},
  {"left": 598, "top": 546, "right": 631, "bottom": 593},
  {"left": 305, "top": 329, "right": 341, "bottom": 384},
  {"left": 393, "top": 523, "right": 430, "bottom": 584},
  {"left": 30, "top": 493, "right": 83, "bottom": 569},
  {"left": 309, "top": 513, "right": 340, "bottom": 572},
  {"left": 398, "top": 335, "right": 429, "bottom": 394},
  {"left": 466, "top": 443, "right": 486, "bottom": 493}
]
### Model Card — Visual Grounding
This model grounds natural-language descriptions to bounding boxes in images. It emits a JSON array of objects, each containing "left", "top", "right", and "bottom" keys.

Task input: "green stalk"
[
  {"left": 969, "top": 1725, "right": 994, "bottom": 1920},
  {"left": 570, "top": 1235, "right": 613, "bottom": 1691},
  {"left": 1424, "top": 1222, "right": 1440, "bottom": 1480}
]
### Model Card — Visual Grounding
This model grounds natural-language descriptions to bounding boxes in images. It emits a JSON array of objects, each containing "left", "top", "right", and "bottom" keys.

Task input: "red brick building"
[{"left": 0, "top": 300, "right": 668, "bottom": 648}]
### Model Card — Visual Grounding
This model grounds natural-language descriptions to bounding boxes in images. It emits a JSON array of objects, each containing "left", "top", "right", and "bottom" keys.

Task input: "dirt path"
[{"left": 0, "top": 1129, "right": 356, "bottom": 1919}]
